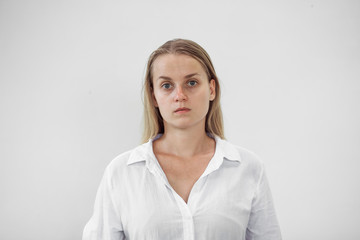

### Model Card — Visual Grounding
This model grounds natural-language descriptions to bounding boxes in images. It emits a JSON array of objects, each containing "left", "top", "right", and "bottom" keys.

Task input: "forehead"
[{"left": 152, "top": 54, "right": 206, "bottom": 78}]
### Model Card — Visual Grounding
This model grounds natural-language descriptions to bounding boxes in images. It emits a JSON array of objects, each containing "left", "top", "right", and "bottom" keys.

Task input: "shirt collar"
[
  {"left": 126, "top": 142, "right": 151, "bottom": 165},
  {"left": 197, "top": 135, "right": 241, "bottom": 177},
  {"left": 127, "top": 134, "right": 241, "bottom": 166},
  {"left": 214, "top": 136, "right": 242, "bottom": 163}
]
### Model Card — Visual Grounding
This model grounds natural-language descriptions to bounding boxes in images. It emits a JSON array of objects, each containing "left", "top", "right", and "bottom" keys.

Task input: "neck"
[{"left": 157, "top": 126, "right": 214, "bottom": 158}]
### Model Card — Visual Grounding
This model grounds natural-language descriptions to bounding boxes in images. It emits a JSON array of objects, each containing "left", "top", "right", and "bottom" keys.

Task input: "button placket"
[
  {"left": 154, "top": 163, "right": 195, "bottom": 240},
  {"left": 172, "top": 190, "right": 194, "bottom": 240},
  {"left": 146, "top": 156, "right": 196, "bottom": 240},
  {"left": 187, "top": 175, "right": 207, "bottom": 213}
]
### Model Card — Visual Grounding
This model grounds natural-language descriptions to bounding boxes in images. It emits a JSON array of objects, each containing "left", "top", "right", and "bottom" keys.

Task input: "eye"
[
  {"left": 161, "top": 83, "right": 172, "bottom": 90},
  {"left": 187, "top": 80, "right": 198, "bottom": 87}
]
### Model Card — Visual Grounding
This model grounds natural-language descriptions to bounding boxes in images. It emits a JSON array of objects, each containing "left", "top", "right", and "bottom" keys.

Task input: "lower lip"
[{"left": 175, "top": 109, "right": 190, "bottom": 114}]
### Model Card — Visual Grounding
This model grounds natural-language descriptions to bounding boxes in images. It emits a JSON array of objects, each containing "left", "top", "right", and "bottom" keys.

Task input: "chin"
[{"left": 165, "top": 119, "right": 205, "bottom": 131}]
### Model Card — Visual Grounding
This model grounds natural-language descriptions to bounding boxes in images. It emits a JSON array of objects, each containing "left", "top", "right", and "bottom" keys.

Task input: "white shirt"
[{"left": 83, "top": 135, "right": 281, "bottom": 240}]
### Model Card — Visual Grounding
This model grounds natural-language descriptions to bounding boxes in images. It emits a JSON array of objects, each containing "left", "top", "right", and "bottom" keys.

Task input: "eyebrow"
[{"left": 157, "top": 73, "right": 200, "bottom": 81}]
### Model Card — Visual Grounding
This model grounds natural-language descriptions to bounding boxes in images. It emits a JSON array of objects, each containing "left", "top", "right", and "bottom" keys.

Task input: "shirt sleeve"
[
  {"left": 246, "top": 163, "right": 282, "bottom": 240},
  {"left": 82, "top": 167, "right": 125, "bottom": 240}
]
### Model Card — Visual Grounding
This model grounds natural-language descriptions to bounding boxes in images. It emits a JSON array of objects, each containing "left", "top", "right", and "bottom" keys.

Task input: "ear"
[
  {"left": 209, "top": 79, "right": 216, "bottom": 101},
  {"left": 152, "top": 91, "right": 158, "bottom": 107}
]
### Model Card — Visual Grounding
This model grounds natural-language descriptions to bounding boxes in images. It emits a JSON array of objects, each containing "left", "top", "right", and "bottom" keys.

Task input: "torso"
[{"left": 153, "top": 139, "right": 215, "bottom": 203}]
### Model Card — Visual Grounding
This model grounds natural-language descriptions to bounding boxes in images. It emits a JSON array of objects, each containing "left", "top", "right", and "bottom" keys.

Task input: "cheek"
[
  {"left": 154, "top": 93, "right": 170, "bottom": 110},
  {"left": 195, "top": 90, "right": 211, "bottom": 103},
  {"left": 153, "top": 90, "right": 163, "bottom": 105},
  {"left": 192, "top": 93, "right": 210, "bottom": 112}
]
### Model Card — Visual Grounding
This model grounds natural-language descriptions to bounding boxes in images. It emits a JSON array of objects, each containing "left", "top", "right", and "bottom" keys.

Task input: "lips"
[{"left": 174, "top": 107, "right": 191, "bottom": 113}]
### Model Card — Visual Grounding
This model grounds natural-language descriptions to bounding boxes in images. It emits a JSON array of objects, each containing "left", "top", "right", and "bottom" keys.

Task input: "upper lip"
[{"left": 175, "top": 107, "right": 190, "bottom": 112}]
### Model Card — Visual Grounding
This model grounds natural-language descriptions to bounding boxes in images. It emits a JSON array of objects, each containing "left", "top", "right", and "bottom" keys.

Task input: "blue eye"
[
  {"left": 188, "top": 80, "right": 197, "bottom": 87},
  {"left": 161, "top": 83, "right": 172, "bottom": 89}
]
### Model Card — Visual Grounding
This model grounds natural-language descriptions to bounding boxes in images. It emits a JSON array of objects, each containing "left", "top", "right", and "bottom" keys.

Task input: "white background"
[{"left": 1, "top": 0, "right": 359, "bottom": 239}]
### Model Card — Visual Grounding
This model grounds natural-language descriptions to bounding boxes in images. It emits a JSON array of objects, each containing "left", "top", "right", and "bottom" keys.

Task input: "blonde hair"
[{"left": 142, "top": 39, "right": 224, "bottom": 143}]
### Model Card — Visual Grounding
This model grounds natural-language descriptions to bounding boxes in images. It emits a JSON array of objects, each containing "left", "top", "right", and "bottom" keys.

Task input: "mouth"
[{"left": 174, "top": 107, "right": 191, "bottom": 113}]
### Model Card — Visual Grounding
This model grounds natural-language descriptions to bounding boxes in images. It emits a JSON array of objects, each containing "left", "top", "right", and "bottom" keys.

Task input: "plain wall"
[{"left": 1, "top": 0, "right": 359, "bottom": 239}]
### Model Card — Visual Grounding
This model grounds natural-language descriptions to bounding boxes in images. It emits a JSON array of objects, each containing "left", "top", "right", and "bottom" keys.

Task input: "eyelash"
[
  {"left": 187, "top": 80, "right": 198, "bottom": 87},
  {"left": 161, "top": 83, "right": 173, "bottom": 89},
  {"left": 160, "top": 80, "right": 198, "bottom": 90}
]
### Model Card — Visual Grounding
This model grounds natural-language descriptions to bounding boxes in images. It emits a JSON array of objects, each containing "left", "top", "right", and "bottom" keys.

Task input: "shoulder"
[
  {"left": 104, "top": 142, "right": 150, "bottom": 176},
  {"left": 218, "top": 138, "right": 265, "bottom": 174},
  {"left": 236, "top": 144, "right": 263, "bottom": 166}
]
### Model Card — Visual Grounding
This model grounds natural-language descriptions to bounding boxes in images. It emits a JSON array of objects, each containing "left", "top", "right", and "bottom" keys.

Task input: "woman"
[{"left": 83, "top": 39, "right": 281, "bottom": 240}]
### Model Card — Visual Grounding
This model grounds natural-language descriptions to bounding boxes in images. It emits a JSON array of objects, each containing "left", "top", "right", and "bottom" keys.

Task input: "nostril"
[{"left": 174, "top": 88, "right": 187, "bottom": 101}]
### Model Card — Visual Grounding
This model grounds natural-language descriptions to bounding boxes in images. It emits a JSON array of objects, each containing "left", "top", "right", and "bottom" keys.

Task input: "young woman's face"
[{"left": 152, "top": 54, "right": 216, "bottom": 132}]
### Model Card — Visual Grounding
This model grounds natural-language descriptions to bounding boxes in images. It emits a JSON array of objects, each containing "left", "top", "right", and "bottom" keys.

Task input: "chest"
[
  {"left": 117, "top": 163, "right": 253, "bottom": 240},
  {"left": 156, "top": 154, "right": 212, "bottom": 203}
]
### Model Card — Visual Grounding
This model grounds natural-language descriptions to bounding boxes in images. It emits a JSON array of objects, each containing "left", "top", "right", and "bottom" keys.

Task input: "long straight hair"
[{"left": 142, "top": 39, "right": 224, "bottom": 143}]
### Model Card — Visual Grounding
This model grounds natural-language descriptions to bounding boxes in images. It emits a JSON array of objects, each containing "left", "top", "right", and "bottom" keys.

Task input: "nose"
[{"left": 174, "top": 86, "right": 187, "bottom": 102}]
